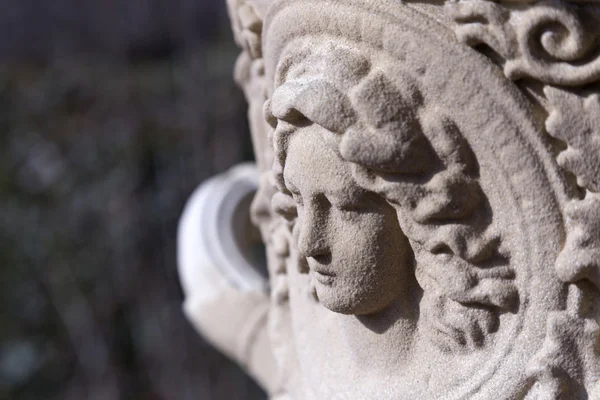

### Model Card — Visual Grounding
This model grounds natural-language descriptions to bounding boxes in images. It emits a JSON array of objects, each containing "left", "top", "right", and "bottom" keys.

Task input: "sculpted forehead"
[{"left": 283, "top": 127, "right": 360, "bottom": 199}]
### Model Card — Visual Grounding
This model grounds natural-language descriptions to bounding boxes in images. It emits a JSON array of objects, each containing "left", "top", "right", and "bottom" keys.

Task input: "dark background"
[{"left": 0, "top": 1, "right": 265, "bottom": 399}]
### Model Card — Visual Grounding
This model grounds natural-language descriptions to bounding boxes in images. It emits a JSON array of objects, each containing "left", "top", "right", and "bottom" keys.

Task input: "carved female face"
[{"left": 283, "top": 124, "right": 413, "bottom": 315}]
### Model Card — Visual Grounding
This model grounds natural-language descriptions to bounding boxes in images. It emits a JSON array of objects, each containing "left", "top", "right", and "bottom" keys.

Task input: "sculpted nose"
[{"left": 297, "top": 208, "right": 329, "bottom": 258}]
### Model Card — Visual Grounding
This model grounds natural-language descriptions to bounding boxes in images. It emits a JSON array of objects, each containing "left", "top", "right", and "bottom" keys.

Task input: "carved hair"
[{"left": 266, "top": 40, "right": 518, "bottom": 350}]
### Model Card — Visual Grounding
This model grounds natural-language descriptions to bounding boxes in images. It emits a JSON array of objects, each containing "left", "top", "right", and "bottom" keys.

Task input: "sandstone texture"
[{"left": 181, "top": 0, "right": 600, "bottom": 398}]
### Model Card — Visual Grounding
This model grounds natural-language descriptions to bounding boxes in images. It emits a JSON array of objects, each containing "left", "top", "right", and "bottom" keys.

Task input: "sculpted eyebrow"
[
  {"left": 271, "top": 79, "right": 357, "bottom": 133},
  {"left": 326, "top": 184, "right": 369, "bottom": 204}
]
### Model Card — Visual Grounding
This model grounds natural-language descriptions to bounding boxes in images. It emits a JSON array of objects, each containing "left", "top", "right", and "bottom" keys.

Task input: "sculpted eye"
[
  {"left": 331, "top": 191, "right": 377, "bottom": 213},
  {"left": 272, "top": 191, "right": 298, "bottom": 221},
  {"left": 336, "top": 202, "right": 364, "bottom": 212}
]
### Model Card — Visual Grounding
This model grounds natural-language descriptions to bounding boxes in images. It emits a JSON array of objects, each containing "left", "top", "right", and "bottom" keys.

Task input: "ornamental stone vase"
[{"left": 178, "top": 1, "right": 600, "bottom": 398}]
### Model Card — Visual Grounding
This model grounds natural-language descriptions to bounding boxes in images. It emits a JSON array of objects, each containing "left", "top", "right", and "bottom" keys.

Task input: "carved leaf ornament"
[{"left": 449, "top": 0, "right": 600, "bottom": 397}]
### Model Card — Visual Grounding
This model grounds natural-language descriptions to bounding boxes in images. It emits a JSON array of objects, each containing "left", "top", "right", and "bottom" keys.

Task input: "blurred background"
[{"left": 0, "top": 1, "right": 265, "bottom": 399}]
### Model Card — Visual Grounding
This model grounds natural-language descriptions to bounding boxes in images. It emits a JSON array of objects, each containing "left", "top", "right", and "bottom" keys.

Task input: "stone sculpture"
[{"left": 179, "top": 0, "right": 600, "bottom": 398}]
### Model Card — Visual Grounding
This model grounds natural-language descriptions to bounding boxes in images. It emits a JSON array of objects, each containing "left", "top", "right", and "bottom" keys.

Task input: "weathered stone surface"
[{"left": 181, "top": 0, "right": 600, "bottom": 398}]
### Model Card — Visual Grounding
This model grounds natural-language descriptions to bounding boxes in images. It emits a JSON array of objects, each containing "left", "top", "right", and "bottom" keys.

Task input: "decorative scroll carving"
[
  {"left": 176, "top": 0, "right": 600, "bottom": 398},
  {"left": 525, "top": 283, "right": 600, "bottom": 399},
  {"left": 545, "top": 87, "right": 600, "bottom": 194},
  {"left": 227, "top": 0, "right": 263, "bottom": 60},
  {"left": 226, "top": 1, "right": 306, "bottom": 397},
  {"left": 555, "top": 195, "right": 600, "bottom": 287},
  {"left": 520, "top": 85, "right": 600, "bottom": 398},
  {"left": 545, "top": 87, "right": 600, "bottom": 290},
  {"left": 446, "top": 1, "right": 600, "bottom": 397},
  {"left": 446, "top": 0, "right": 600, "bottom": 86}
]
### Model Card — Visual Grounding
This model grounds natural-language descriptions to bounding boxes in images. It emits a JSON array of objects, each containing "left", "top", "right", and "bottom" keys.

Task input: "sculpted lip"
[
  {"left": 313, "top": 270, "right": 335, "bottom": 285},
  {"left": 308, "top": 259, "right": 336, "bottom": 285},
  {"left": 308, "top": 259, "right": 335, "bottom": 276},
  {"left": 310, "top": 261, "right": 336, "bottom": 285}
]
